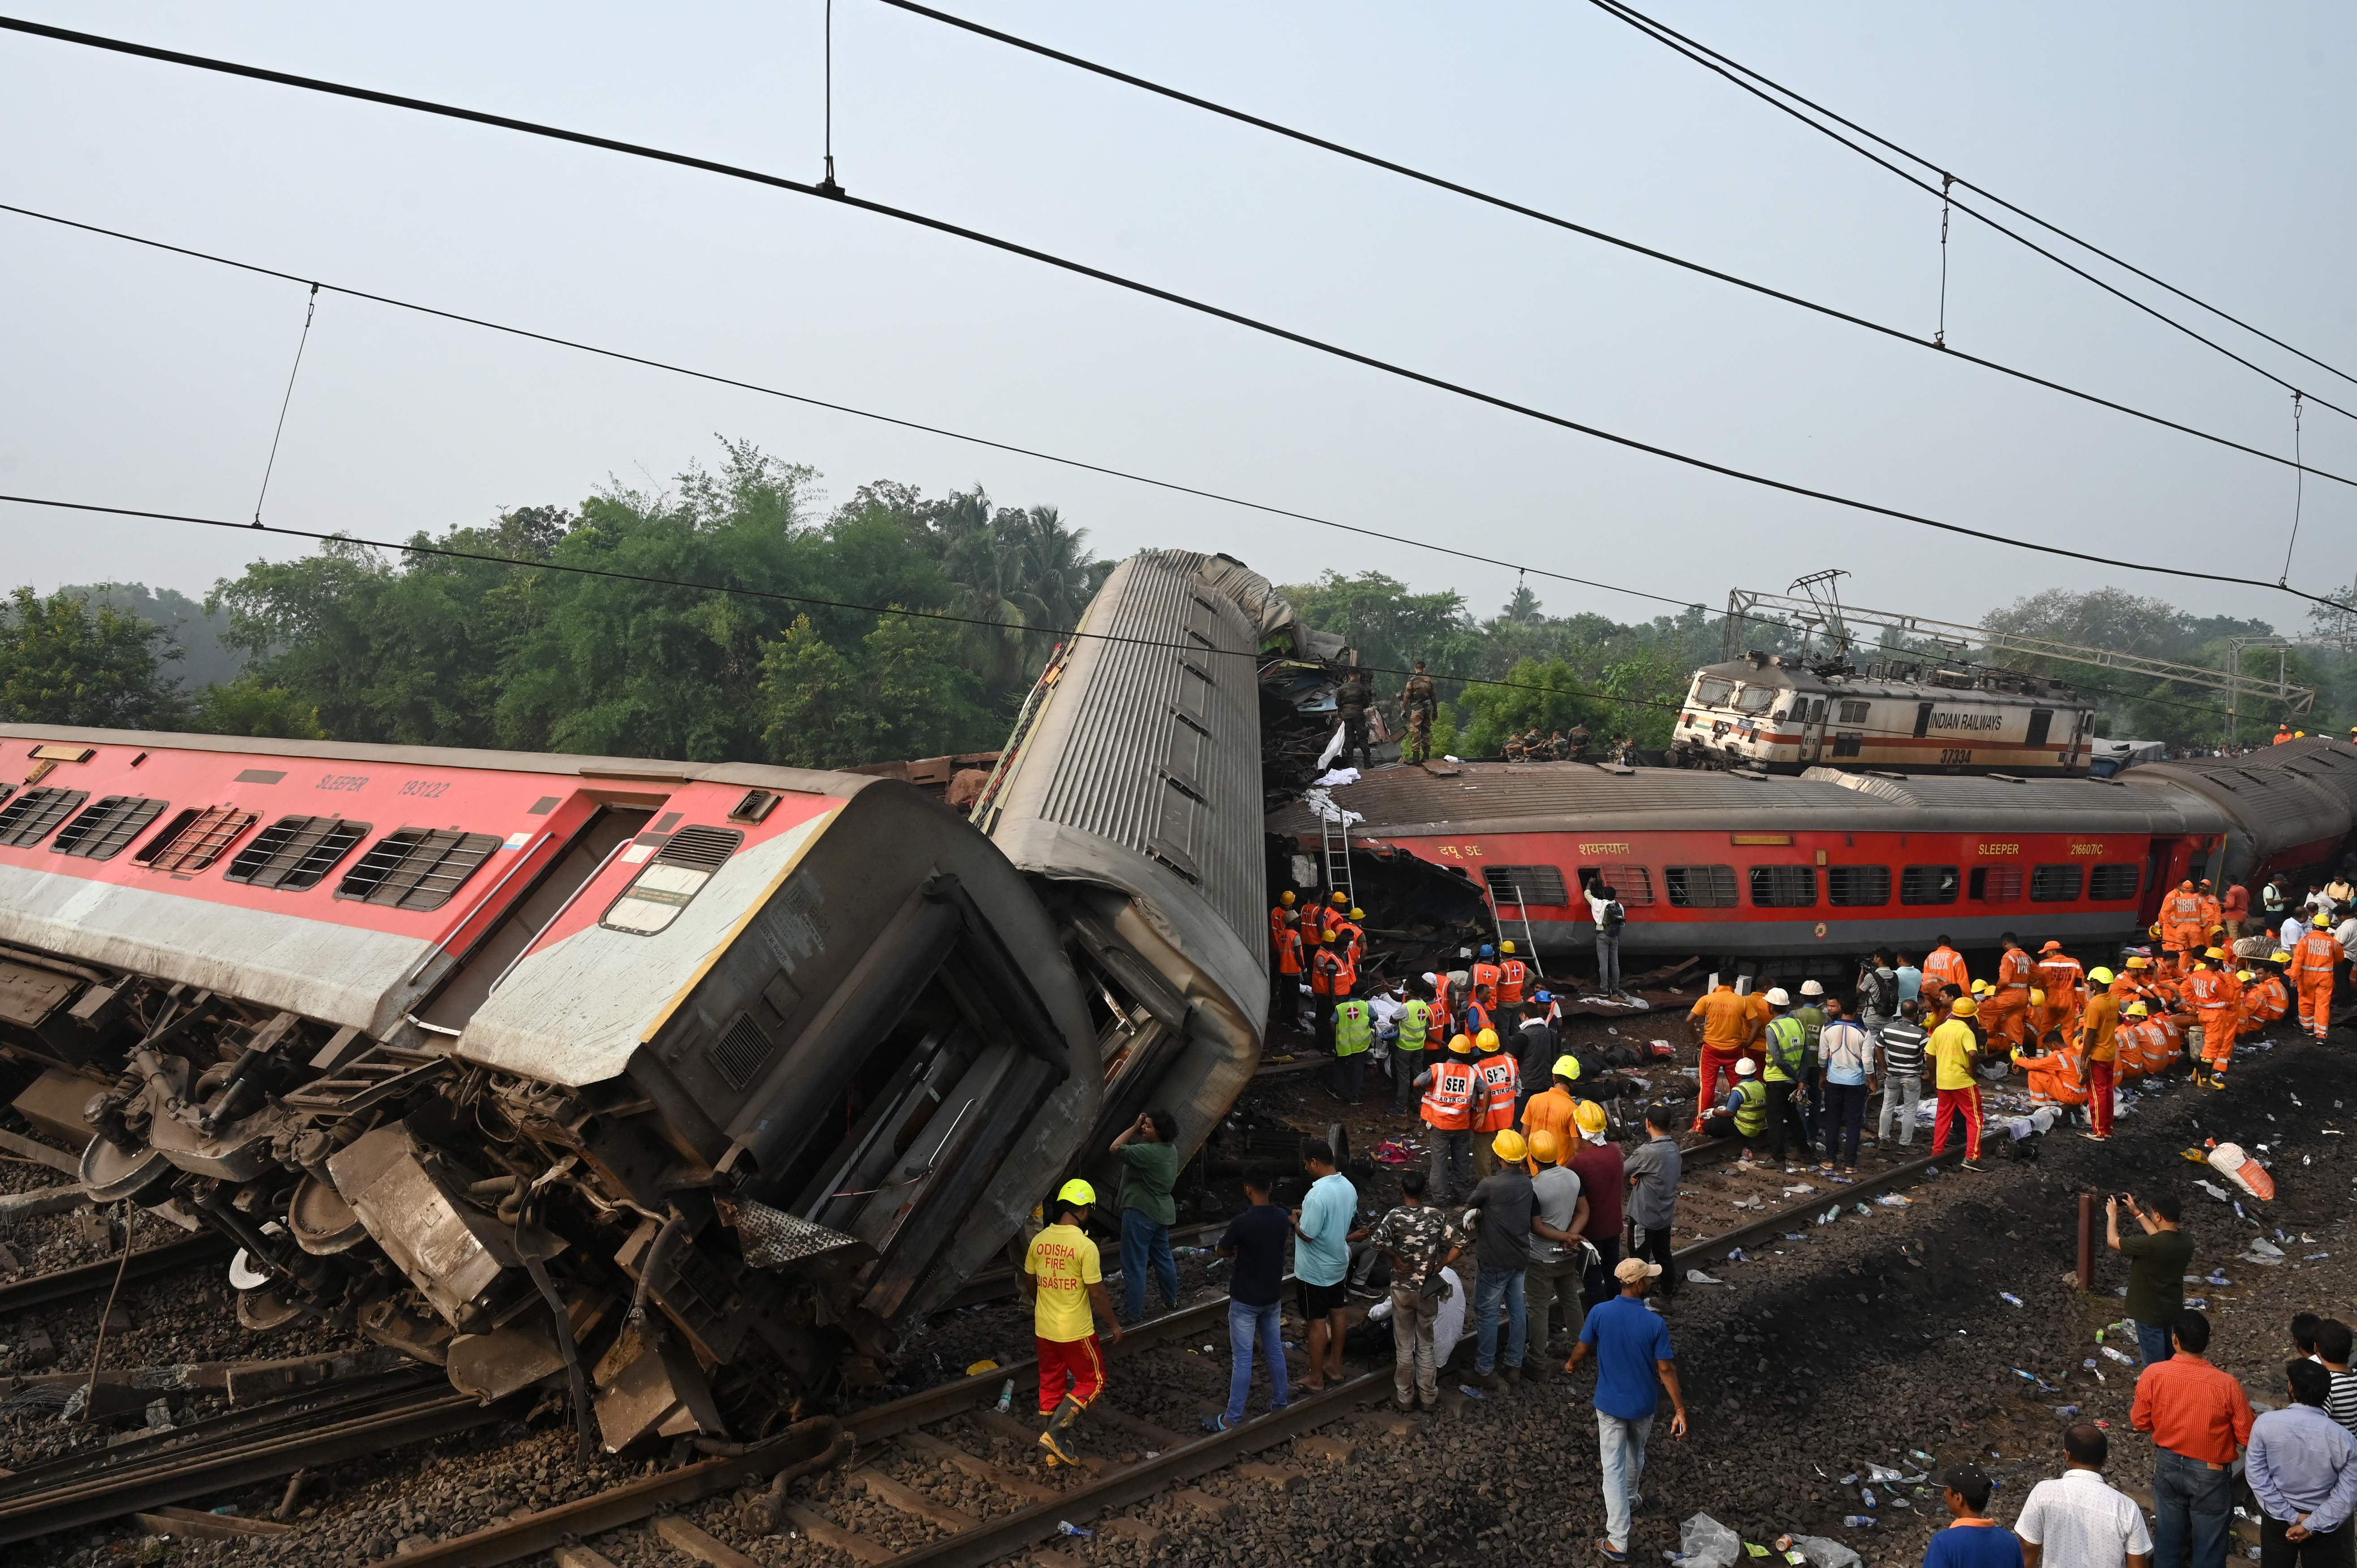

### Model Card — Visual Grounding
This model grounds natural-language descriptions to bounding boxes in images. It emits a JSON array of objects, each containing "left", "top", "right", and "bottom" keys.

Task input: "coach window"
[
  {"left": 1692, "top": 677, "right": 1734, "bottom": 708},
  {"left": 1484, "top": 865, "right": 1569, "bottom": 908},
  {"left": 1900, "top": 865, "right": 1959, "bottom": 904},
  {"left": 603, "top": 825, "right": 745, "bottom": 935},
  {"left": 2088, "top": 864, "right": 2140, "bottom": 901},
  {"left": 51, "top": 796, "right": 169, "bottom": 861},
  {"left": 1599, "top": 866, "right": 1654, "bottom": 906},
  {"left": 1665, "top": 865, "right": 1738, "bottom": 908},
  {"left": 0, "top": 788, "right": 92, "bottom": 849},
  {"left": 1826, "top": 865, "right": 1890, "bottom": 907},
  {"left": 1968, "top": 866, "right": 2024, "bottom": 903},
  {"left": 224, "top": 816, "right": 372, "bottom": 891},
  {"left": 1831, "top": 733, "right": 1865, "bottom": 758},
  {"left": 2030, "top": 865, "right": 2083, "bottom": 902},
  {"left": 1733, "top": 685, "right": 1775, "bottom": 715},
  {"left": 1748, "top": 865, "right": 1817, "bottom": 908}
]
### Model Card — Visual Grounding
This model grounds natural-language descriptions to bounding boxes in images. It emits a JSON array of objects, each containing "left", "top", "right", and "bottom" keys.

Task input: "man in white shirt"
[{"left": 2015, "top": 1422, "right": 2153, "bottom": 1568}]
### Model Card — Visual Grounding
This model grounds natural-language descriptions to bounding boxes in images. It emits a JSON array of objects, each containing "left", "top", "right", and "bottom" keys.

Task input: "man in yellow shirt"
[
  {"left": 1022, "top": 1179, "right": 1124, "bottom": 1465},
  {"left": 1928, "top": 997, "right": 1986, "bottom": 1170}
]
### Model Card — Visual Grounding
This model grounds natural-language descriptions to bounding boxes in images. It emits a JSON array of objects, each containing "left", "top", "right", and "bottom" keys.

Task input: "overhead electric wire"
[
  {"left": 0, "top": 201, "right": 2267, "bottom": 729},
  {"left": 1581, "top": 0, "right": 2357, "bottom": 425},
  {"left": 866, "top": 0, "right": 2357, "bottom": 494},
  {"left": 3, "top": 489, "right": 2240, "bottom": 743},
  {"left": 1583, "top": 0, "right": 2357, "bottom": 399},
  {"left": 0, "top": 14, "right": 2343, "bottom": 614}
]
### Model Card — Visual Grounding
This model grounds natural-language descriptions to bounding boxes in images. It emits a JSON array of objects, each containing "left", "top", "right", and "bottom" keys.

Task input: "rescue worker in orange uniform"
[
  {"left": 2274, "top": 723, "right": 2295, "bottom": 745},
  {"left": 2111, "top": 1000, "right": 2159, "bottom": 1079},
  {"left": 1274, "top": 911, "right": 1304, "bottom": 984},
  {"left": 1495, "top": 942, "right": 1529, "bottom": 1029},
  {"left": 2289, "top": 913, "right": 2345, "bottom": 1042},
  {"left": 1269, "top": 891, "right": 1297, "bottom": 951},
  {"left": 2161, "top": 880, "right": 2206, "bottom": 974},
  {"left": 1979, "top": 933, "right": 2035, "bottom": 1051},
  {"left": 2074, "top": 966, "right": 2121, "bottom": 1139},
  {"left": 2182, "top": 948, "right": 2241, "bottom": 1089},
  {"left": 1470, "top": 1028, "right": 1520, "bottom": 1178},
  {"left": 1309, "top": 931, "right": 1349, "bottom": 1053},
  {"left": 1470, "top": 945, "right": 1503, "bottom": 1006},
  {"left": 2031, "top": 941, "right": 2086, "bottom": 1046},
  {"left": 2195, "top": 881, "right": 2223, "bottom": 946},
  {"left": 2010, "top": 1032, "right": 2088, "bottom": 1113},
  {"left": 1687, "top": 981, "right": 1757, "bottom": 1133},
  {"left": 2238, "top": 955, "right": 2292, "bottom": 1035},
  {"left": 1459, "top": 987, "right": 1496, "bottom": 1045},
  {"left": 1417, "top": 1034, "right": 1478, "bottom": 1202},
  {"left": 1334, "top": 907, "right": 1367, "bottom": 977},
  {"left": 1320, "top": 890, "right": 1350, "bottom": 942},
  {"left": 1429, "top": 970, "right": 1456, "bottom": 1043},
  {"left": 1923, "top": 938, "right": 1971, "bottom": 1001}
]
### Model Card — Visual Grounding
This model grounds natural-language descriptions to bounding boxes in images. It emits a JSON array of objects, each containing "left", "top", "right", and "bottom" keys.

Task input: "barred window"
[
  {"left": 2089, "top": 864, "right": 2141, "bottom": 901},
  {"left": 1970, "top": 866, "right": 2024, "bottom": 902},
  {"left": 1748, "top": 865, "right": 1818, "bottom": 908},
  {"left": 1483, "top": 865, "right": 1570, "bottom": 907},
  {"left": 1901, "top": 865, "right": 1959, "bottom": 905},
  {"left": 1826, "top": 865, "right": 1891, "bottom": 907},
  {"left": 51, "top": 796, "right": 169, "bottom": 861},
  {"left": 138, "top": 805, "right": 259, "bottom": 873},
  {"left": 0, "top": 788, "right": 91, "bottom": 848},
  {"left": 338, "top": 828, "right": 502, "bottom": 910},
  {"left": 1837, "top": 700, "right": 1871, "bottom": 724},
  {"left": 225, "top": 816, "right": 372, "bottom": 891},
  {"left": 1600, "top": 865, "right": 1654, "bottom": 907},
  {"left": 1664, "top": 865, "right": 1738, "bottom": 908},
  {"left": 603, "top": 825, "right": 744, "bottom": 936},
  {"left": 1831, "top": 732, "right": 1864, "bottom": 758},
  {"left": 2030, "top": 865, "right": 2084, "bottom": 903}
]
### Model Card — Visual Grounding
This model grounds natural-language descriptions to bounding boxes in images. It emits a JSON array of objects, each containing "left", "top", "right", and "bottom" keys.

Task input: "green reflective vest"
[
  {"left": 1335, "top": 999, "right": 1373, "bottom": 1057},
  {"left": 1763, "top": 1014, "right": 1807, "bottom": 1083},
  {"left": 1731, "top": 1077, "right": 1769, "bottom": 1137},
  {"left": 1397, "top": 998, "right": 1431, "bottom": 1052}
]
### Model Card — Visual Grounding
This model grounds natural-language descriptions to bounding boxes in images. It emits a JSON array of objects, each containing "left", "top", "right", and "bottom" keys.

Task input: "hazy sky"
[{"left": 3, "top": 1, "right": 2352, "bottom": 638}]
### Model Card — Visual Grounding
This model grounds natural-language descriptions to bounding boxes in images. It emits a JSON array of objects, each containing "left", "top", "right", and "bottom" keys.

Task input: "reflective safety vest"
[
  {"left": 1762, "top": 1015, "right": 1808, "bottom": 1083},
  {"left": 2164, "top": 890, "right": 2204, "bottom": 930},
  {"left": 1996, "top": 947, "right": 2034, "bottom": 993},
  {"left": 2184, "top": 968, "right": 2236, "bottom": 1013},
  {"left": 2292, "top": 931, "right": 2344, "bottom": 983},
  {"left": 1421, "top": 1059, "right": 1477, "bottom": 1130},
  {"left": 1430, "top": 974, "right": 1455, "bottom": 1039},
  {"left": 1269, "top": 905, "right": 1291, "bottom": 946},
  {"left": 1497, "top": 959, "right": 1528, "bottom": 1008},
  {"left": 1474, "top": 1053, "right": 1520, "bottom": 1131},
  {"left": 1730, "top": 1077, "right": 1768, "bottom": 1138},
  {"left": 1310, "top": 947, "right": 1346, "bottom": 996},
  {"left": 1275, "top": 926, "right": 1303, "bottom": 976},
  {"left": 1471, "top": 960, "right": 1502, "bottom": 998},
  {"left": 1335, "top": 921, "right": 1365, "bottom": 970},
  {"left": 1461, "top": 998, "right": 1495, "bottom": 1040},
  {"left": 1397, "top": 998, "right": 1431, "bottom": 1052},
  {"left": 1334, "top": 999, "right": 1373, "bottom": 1057},
  {"left": 2240, "top": 974, "right": 2289, "bottom": 1024}
]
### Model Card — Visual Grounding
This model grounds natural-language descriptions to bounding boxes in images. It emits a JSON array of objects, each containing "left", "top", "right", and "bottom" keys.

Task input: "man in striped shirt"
[
  {"left": 2319, "top": 1320, "right": 2357, "bottom": 1436},
  {"left": 1874, "top": 1000, "right": 1929, "bottom": 1149}
]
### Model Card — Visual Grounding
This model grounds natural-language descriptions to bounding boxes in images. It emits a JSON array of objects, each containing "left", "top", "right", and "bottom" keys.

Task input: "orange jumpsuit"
[
  {"left": 1923, "top": 946, "right": 1971, "bottom": 996},
  {"left": 2014, "top": 1041, "right": 2089, "bottom": 1106},
  {"left": 2195, "top": 892, "right": 2223, "bottom": 952},
  {"left": 2032, "top": 954, "right": 2085, "bottom": 1045},
  {"left": 1979, "top": 946, "right": 2035, "bottom": 1050},
  {"left": 2238, "top": 973, "right": 2289, "bottom": 1032},
  {"left": 2290, "top": 929, "right": 2345, "bottom": 1041},
  {"left": 2183, "top": 966, "right": 2242, "bottom": 1071},
  {"left": 1431, "top": 973, "right": 1456, "bottom": 1041},
  {"left": 2161, "top": 885, "right": 2205, "bottom": 972}
]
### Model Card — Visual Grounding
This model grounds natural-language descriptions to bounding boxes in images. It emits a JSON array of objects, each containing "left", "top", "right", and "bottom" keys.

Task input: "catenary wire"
[
  {"left": 0, "top": 199, "right": 2293, "bottom": 728},
  {"left": 5, "top": 489, "right": 2255, "bottom": 743},
  {"left": 865, "top": 0, "right": 2357, "bottom": 492},
  {"left": 1580, "top": 0, "right": 2357, "bottom": 427},
  {"left": 0, "top": 15, "right": 2344, "bottom": 614},
  {"left": 1583, "top": 0, "right": 2357, "bottom": 398}
]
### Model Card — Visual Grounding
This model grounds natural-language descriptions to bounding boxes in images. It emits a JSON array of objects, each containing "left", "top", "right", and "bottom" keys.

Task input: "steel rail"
[{"left": 0, "top": 1235, "right": 230, "bottom": 1316}]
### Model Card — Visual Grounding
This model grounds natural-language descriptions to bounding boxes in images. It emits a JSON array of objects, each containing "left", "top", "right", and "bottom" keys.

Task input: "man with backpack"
[{"left": 1587, "top": 881, "right": 1629, "bottom": 997}]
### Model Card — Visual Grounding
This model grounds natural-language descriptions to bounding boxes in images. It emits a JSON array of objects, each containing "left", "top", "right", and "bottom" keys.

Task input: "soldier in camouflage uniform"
[
  {"left": 1356, "top": 1169, "right": 1465, "bottom": 1410},
  {"left": 1400, "top": 661, "right": 1437, "bottom": 764},
  {"left": 1335, "top": 669, "right": 1374, "bottom": 772}
]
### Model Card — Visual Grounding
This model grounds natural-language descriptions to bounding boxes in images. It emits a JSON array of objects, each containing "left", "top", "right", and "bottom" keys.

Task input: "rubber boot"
[{"left": 1038, "top": 1396, "right": 1085, "bottom": 1466}]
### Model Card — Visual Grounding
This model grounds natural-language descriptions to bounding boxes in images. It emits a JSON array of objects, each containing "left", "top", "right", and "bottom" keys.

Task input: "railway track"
[
  {"left": 352, "top": 1137, "right": 1954, "bottom": 1568},
  {"left": 0, "top": 1234, "right": 230, "bottom": 1316}
]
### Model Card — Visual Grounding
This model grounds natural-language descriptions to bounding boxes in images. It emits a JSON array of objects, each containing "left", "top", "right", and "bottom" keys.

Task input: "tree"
[
  {"left": 1451, "top": 657, "right": 1606, "bottom": 758},
  {"left": 193, "top": 675, "right": 327, "bottom": 739},
  {"left": 0, "top": 586, "right": 189, "bottom": 728}
]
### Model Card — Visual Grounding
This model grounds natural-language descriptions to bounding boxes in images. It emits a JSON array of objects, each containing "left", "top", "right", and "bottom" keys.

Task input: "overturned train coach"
[{"left": 0, "top": 727, "right": 1162, "bottom": 1449}]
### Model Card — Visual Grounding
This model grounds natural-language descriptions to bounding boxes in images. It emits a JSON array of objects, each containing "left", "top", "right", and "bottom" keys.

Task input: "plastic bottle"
[
  {"left": 1861, "top": 1487, "right": 1877, "bottom": 1508},
  {"left": 2000, "top": 1292, "right": 2023, "bottom": 1307},
  {"left": 996, "top": 1379, "right": 1014, "bottom": 1413},
  {"left": 1844, "top": 1517, "right": 1878, "bottom": 1529},
  {"left": 1057, "top": 1521, "right": 1095, "bottom": 1538}
]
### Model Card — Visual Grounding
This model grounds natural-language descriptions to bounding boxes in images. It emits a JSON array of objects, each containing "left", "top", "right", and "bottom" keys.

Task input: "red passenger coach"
[{"left": 1272, "top": 763, "right": 2236, "bottom": 961}]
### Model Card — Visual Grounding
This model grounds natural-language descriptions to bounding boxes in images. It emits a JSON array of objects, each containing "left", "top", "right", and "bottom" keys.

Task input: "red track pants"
[
  {"left": 1932, "top": 1085, "right": 1982, "bottom": 1161},
  {"left": 1036, "top": 1333, "right": 1105, "bottom": 1415},
  {"left": 1696, "top": 1048, "right": 1741, "bottom": 1125},
  {"left": 2088, "top": 1060, "right": 2114, "bottom": 1137}
]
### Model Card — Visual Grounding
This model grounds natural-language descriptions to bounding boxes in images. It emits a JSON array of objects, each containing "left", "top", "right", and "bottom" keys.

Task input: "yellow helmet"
[
  {"left": 1349, "top": 908, "right": 1365, "bottom": 920},
  {"left": 2126, "top": 1001, "right": 2150, "bottom": 1017},
  {"left": 1056, "top": 1178, "right": 1096, "bottom": 1208},
  {"left": 2149, "top": 923, "right": 2162, "bottom": 938},
  {"left": 2237, "top": 970, "right": 2254, "bottom": 982},
  {"left": 2125, "top": 955, "right": 2151, "bottom": 970},
  {"left": 1475, "top": 1028, "right": 1501, "bottom": 1052},
  {"left": 2272, "top": 950, "right": 2294, "bottom": 964},
  {"left": 1552, "top": 1054, "right": 1583, "bottom": 1081},
  {"left": 1952, "top": 996, "right": 1979, "bottom": 1017},
  {"left": 2203, "top": 946, "right": 2226, "bottom": 960},
  {"left": 2319, "top": 913, "right": 2335, "bottom": 927},
  {"left": 1528, "top": 1129, "right": 1561, "bottom": 1165},
  {"left": 1331, "top": 890, "right": 1348, "bottom": 905},
  {"left": 1491, "top": 1129, "right": 1528, "bottom": 1163},
  {"left": 1319, "top": 929, "right": 1335, "bottom": 942},
  {"left": 1573, "top": 1100, "right": 1608, "bottom": 1136},
  {"left": 1279, "top": 891, "right": 1296, "bottom": 907},
  {"left": 1500, "top": 940, "right": 1517, "bottom": 955},
  {"left": 2029, "top": 988, "right": 2046, "bottom": 1006},
  {"left": 2088, "top": 966, "right": 2116, "bottom": 985},
  {"left": 1447, "top": 1032, "right": 1474, "bottom": 1054}
]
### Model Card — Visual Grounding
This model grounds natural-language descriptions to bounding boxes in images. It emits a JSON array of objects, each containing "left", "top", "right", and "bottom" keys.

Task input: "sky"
[{"left": 2, "top": 0, "right": 2353, "bottom": 639}]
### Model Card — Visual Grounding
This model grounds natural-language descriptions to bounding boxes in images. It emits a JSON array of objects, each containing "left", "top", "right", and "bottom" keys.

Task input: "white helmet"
[
  {"left": 1764, "top": 986, "right": 1791, "bottom": 1007},
  {"left": 1799, "top": 980, "right": 1825, "bottom": 997}
]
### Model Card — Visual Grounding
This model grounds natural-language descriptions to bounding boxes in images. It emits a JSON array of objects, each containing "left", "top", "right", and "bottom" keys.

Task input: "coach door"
[{"left": 1797, "top": 697, "right": 1827, "bottom": 763}]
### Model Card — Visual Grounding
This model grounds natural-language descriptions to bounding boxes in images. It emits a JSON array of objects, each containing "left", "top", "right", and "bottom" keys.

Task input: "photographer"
[{"left": 2109, "top": 1191, "right": 2194, "bottom": 1367}]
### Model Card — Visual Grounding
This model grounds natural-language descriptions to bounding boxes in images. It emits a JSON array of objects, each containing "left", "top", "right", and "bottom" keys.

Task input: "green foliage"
[
  {"left": 1451, "top": 657, "right": 1607, "bottom": 757},
  {"left": 60, "top": 583, "right": 245, "bottom": 690},
  {"left": 0, "top": 586, "right": 189, "bottom": 728}
]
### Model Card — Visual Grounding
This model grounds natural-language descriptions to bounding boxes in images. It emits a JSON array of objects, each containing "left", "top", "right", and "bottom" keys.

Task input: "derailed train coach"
[{"left": 0, "top": 729, "right": 1103, "bottom": 1448}]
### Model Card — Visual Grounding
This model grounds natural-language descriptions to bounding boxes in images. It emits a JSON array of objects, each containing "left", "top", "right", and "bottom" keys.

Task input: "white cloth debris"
[
  {"left": 1313, "top": 767, "right": 1361, "bottom": 787},
  {"left": 1299, "top": 788, "right": 1363, "bottom": 827},
  {"left": 1317, "top": 721, "right": 1347, "bottom": 770}
]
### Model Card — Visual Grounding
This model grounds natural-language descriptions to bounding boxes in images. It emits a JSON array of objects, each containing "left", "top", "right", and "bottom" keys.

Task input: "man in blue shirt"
[
  {"left": 1564, "top": 1257, "right": 1688, "bottom": 1563},
  {"left": 1924, "top": 1465, "right": 2024, "bottom": 1568},
  {"left": 1896, "top": 954, "right": 1925, "bottom": 1008},
  {"left": 1289, "top": 1139, "right": 1356, "bottom": 1393},
  {"left": 2248, "top": 1358, "right": 2357, "bottom": 1568}
]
